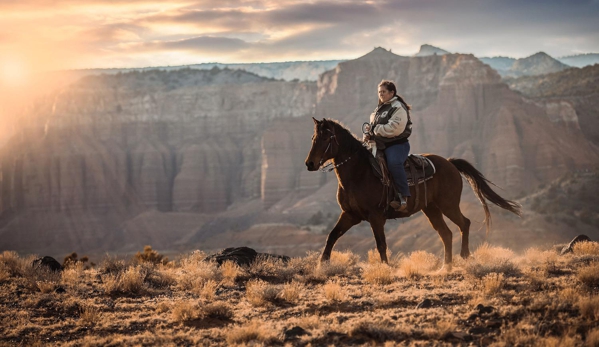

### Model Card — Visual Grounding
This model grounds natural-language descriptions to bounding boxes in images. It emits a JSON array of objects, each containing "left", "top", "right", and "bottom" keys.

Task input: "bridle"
[{"left": 317, "top": 127, "right": 356, "bottom": 172}]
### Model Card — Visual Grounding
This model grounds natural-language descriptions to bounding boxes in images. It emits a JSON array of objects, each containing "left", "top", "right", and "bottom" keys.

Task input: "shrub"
[
  {"left": 578, "top": 296, "right": 599, "bottom": 320},
  {"left": 202, "top": 302, "right": 233, "bottom": 320},
  {"left": 246, "top": 279, "right": 281, "bottom": 306},
  {"left": 99, "top": 255, "right": 127, "bottom": 275},
  {"left": 323, "top": 279, "right": 346, "bottom": 302},
  {"left": 0, "top": 251, "right": 28, "bottom": 277},
  {"left": 226, "top": 319, "right": 278, "bottom": 345},
  {"left": 586, "top": 328, "right": 599, "bottom": 347},
  {"left": 101, "top": 265, "right": 147, "bottom": 295},
  {"left": 573, "top": 242, "right": 599, "bottom": 256},
  {"left": 196, "top": 280, "right": 218, "bottom": 300},
  {"left": 362, "top": 263, "right": 395, "bottom": 285},
  {"left": 315, "top": 250, "right": 359, "bottom": 278},
  {"left": 578, "top": 263, "right": 599, "bottom": 288},
  {"left": 279, "top": 281, "right": 304, "bottom": 304},
  {"left": 220, "top": 261, "right": 240, "bottom": 286},
  {"left": 398, "top": 251, "right": 440, "bottom": 279},
  {"left": 482, "top": 273, "right": 504, "bottom": 296},
  {"left": 172, "top": 300, "right": 199, "bottom": 323},
  {"left": 465, "top": 243, "right": 519, "bottom": 279},
  {"left": 134, "top": 245, "right": 168, "bottom": 265},
  {"left": 79, "top": 305, "right": 101, "bottom": 326}
]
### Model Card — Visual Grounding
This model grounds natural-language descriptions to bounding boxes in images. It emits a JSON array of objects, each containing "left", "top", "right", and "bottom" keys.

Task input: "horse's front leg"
[
  {"left": 369, "top": 216, "right": 388, "bottom": 263},
  {"left": 321, "top": 212, "right": 361, "bottom": 263}
]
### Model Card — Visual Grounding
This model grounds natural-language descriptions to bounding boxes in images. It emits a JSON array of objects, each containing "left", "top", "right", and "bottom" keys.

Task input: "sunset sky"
[{"left": 1, "top": 0, "right": 598, "bottom": 76}]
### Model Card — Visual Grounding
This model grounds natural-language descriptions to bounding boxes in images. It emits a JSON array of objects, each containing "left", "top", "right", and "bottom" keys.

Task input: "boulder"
[{"left": 204, "top": 247, "right": 290, "bottom": 266}]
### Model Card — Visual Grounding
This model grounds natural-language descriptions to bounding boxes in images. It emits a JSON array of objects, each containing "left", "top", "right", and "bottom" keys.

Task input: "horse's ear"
[{"left": 312, "top": 117, "right": 319, "bottom": 125}]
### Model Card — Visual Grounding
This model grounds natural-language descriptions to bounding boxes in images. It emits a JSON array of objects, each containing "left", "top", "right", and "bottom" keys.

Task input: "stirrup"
[{"left": 390, "top": 195, "right": 407, "bottom": 212}]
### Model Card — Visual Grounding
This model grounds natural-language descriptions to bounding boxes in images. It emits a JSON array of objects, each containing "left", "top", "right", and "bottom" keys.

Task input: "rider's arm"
[{"left": 373, "top": 104, "right": 408, "bottom": 138}]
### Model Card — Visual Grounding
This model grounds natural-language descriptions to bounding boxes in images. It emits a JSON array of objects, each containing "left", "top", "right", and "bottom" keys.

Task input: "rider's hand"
[{"left": 362, "top": 133, "right": 371, "bottom": 142}]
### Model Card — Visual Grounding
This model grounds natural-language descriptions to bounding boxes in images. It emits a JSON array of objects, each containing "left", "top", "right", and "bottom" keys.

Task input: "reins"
[{"left": 318, "top": 128, "right": 357, "bottom": 172}]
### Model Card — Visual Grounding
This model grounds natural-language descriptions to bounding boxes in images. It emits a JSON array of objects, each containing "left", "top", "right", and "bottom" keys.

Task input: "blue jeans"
[{"left": 384, "top": 141, "right": 411, "bottom": 197}]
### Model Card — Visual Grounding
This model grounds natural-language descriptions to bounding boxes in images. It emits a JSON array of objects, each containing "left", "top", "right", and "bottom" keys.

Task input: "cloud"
[{"left": 1, "top": 0, "right": 599, "bottom": 70}]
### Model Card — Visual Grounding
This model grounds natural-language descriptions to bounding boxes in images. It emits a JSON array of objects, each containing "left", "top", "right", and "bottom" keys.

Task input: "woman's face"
[{"left": 378, "top": 86, "right": 394, "bottom": 103}]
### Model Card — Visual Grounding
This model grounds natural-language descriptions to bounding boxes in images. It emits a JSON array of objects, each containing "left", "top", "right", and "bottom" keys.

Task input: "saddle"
[{"left": 368, "top": 150, "right": 436, "bottom": 211}]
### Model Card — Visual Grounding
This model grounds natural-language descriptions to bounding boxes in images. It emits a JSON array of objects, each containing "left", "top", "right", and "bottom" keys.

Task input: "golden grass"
[
  {"left": 362, "top": 262, "right": 395, "bottom": 285},
  {"left": 279, "top": 281, "right": 304, "bottom": 303},
  {"left": 465, "top": 243, "right": 519, "bottom": 279},
  {"left": 398, "top": 250, "right": 439, "bottom": 279},
  {"left": 573, "top": 241, "right": 599, "bottom": 256},
  {"left": 577, "top": 262, "right": 599, "bottom": 287},
  {"left": 78, "top": 305, "right": 101, "bottom": 326},
  {"left": 2, "top": 247, "right": 599, "bottom": 346},
  {"left": 172, "top": 300, "right": 199, "bottom": 323},
  {"left": 587, "top": 328, "right": 599, "bottom": 347},
  {"left": 481, "top": 272, "right": 504, "bottom": 296},
  {"left": 323, "top": 279, "right": 346, "bottom": 302},
  {"left": 246, "top": 279, "right": 280, "bottom": 306},
  {"left": 578, "top": 296, "right": 599, "bottom": 320},
  {"left": 226, "top": 319, "right": 278, "bottom": 345},
  {"left": 220, "top": 261, "right": 240, "bottom": 286}
]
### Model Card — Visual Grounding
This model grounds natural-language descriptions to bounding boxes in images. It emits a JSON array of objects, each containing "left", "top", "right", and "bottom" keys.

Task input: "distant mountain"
[
  {"left": 508, "top": 52, "right": 570, "bottom": 77},
  {"left": 51, "top": 60, "right": 343, "bottom": 83},
  {"left": 558, "top": 53, "right": 599, "bottom": 68},
  {"left": 479, "top": 56, "right": 516, "bottom": 75},
  {"left": 480, "top": 52, "right": 570, "bottom": 77},
  {"left": 414, "top": 44, "right": 450, "bottom": 57}
]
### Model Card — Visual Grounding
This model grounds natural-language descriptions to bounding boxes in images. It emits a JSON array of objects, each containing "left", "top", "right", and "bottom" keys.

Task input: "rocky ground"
[{"left": 0, "top": 242, "right": 598, "bottom": 346}]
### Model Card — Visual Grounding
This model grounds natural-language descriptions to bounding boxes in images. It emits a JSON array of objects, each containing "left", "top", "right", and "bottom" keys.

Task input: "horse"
[{"left": 304, "top": 118, "right": 521, "bottom": 269}]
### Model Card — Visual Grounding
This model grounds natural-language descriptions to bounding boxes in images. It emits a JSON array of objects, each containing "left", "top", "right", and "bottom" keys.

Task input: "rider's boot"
[{"left": 390, "top": 193, "right": 407, "bottom": 212}]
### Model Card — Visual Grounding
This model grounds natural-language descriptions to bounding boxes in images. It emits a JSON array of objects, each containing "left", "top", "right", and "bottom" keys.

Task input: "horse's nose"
[{"left": 306, "top": 161, "right": 315, "bottom": 171}]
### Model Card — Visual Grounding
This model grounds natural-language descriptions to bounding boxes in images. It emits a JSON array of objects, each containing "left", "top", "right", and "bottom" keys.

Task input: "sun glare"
[{"left": 0, "top": 59, "right": 29, "bottom": 87}]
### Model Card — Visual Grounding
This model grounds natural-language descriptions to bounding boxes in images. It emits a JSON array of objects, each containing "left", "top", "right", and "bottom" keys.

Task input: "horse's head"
[{"left": 305, "top": 117, "right": 340, "bottom": 171}]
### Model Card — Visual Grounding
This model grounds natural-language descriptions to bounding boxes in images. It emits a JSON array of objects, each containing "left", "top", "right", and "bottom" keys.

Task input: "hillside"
[
  {"left": 505, "top": 64, "right": 599, "bottom": 146},
  {"left": 1, "top": 242, "right": 598, "bottom": 346}
]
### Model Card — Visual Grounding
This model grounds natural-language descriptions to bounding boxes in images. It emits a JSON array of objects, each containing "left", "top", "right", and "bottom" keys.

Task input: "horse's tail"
[{"left": 448, "top": 158, "right": 522, "bottom": 233}]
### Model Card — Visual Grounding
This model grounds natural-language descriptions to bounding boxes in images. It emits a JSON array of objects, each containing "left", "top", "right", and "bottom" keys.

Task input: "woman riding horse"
[
  {"left": 305, "top": 117, "right": 520, "bottom": 269},
  {"left": 364, "top": 80, "right": 412, "bottom": 212}
]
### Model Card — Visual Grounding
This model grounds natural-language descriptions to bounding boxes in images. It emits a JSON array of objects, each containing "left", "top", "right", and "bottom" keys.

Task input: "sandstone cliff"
[{"left": 309, "top": 48, "right": 599, "bottom": 195}]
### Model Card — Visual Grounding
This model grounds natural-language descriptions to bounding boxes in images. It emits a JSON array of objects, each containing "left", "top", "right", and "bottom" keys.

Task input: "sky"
[{"left": 1, "top": 0, "right": 598, "bottom": 77}]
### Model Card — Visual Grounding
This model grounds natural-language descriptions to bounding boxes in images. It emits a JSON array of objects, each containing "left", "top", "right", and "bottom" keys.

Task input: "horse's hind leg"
[
  {"left": 440, "top": 204, "right": 471, "bottom": 259},
  {"left": 321, "top": 212, "right": 361, "bottom": 263},
  {"left": 422, "top": 205, "right": 453, "bottom": 268}
]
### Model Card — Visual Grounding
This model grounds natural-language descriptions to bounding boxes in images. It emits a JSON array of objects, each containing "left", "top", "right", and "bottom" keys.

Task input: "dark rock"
[
  {"left": 485, "top": 319, "right": 502, "bottom": 329},
  {"left": 561, "top": 235, "right": 592, "bottom": 255},
  {"left": 204, "top": 247, "right": 290, "bottom": 266},
  {"left": 466, "top": 313, "right": 479, "bottom": 321},
  {"left": 475, "top": 304, "right": 495, "bottom": 314},
  {"left": 32, "top": 256, "right": 63, "bottom": 272},
  {"left": 284, "top": 326, "right": 310, "bottom": 340},
  {"left": 416, "top": 298, "right": 433, "bottom": 309},
  {"left": 468, "top": 326, "right": 491, "bottom": 335},
  {"left": 54, "top": 286, "right": 66, "bottom": 294}
]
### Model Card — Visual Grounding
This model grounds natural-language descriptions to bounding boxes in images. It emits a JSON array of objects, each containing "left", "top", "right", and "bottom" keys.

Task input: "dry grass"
[
  {"left": 573, "top": 241, "right": 599, "bottom": 256},
  {"left": 465, "top": 243, "right": 520, "bottom": 279},
  {"left": 362, "top": 262, "right": 395, "bottom": 285},
  {"left": 220, "top": 261, "right": 240, "bottom": 286},
  {"left": 323, "top": 279, "right": 346, "bottom": 302},
  {"left": 226, "top": 319, "right": 278, "bottom": 345},
  {"left": 578, "top": 262, "right": 599, "bottom": 287},
  {"left": 587, "top": 328, "right": 599, "bottom": 347},
  {"left": 1, "top": 247, "right": 599, "bottom": 346},
  {"left": 279, "top": 281, "right": 304, "bottom": 303},
  {"left": 398, "top": 250, "right": 440, "bottom": 279},
  {"left": 578, "top": 296, "right": 599, "bottom": 320},
  {"left": 481, "top": 272, "right": 504, "bottom": 296},
  {"left": 78, "top": 305, "right": 101, "bottom": 326},
  {"left": 246, "top": 279, "right": 280, "bottom": 306}
]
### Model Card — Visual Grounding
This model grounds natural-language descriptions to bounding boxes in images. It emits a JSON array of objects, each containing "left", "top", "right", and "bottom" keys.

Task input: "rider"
[{"left": 363, "top": 80, "right": 412, "bottom": 211}]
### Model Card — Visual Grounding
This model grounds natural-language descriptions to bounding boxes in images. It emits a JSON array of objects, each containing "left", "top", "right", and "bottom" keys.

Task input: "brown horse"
[{"left": 305, "top": 118, "right": 521, "bottom": 269}]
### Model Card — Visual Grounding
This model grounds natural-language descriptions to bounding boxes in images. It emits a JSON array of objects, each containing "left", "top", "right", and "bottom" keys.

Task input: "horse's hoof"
[{"left": 460, "top": 251, "right": 471, "bottom": 259}]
